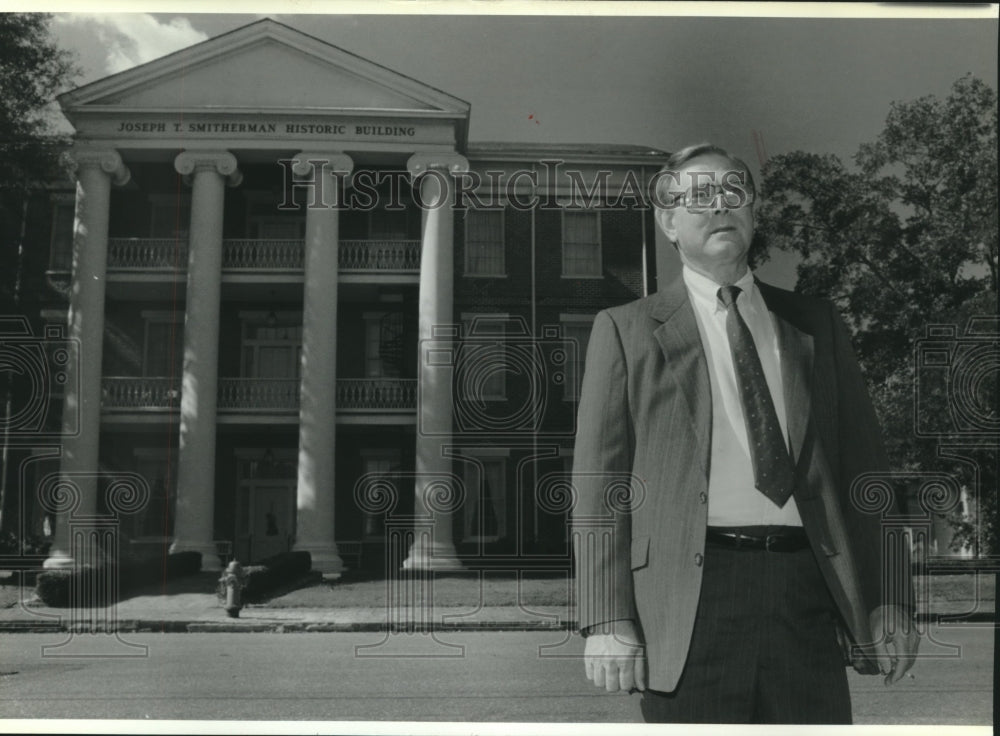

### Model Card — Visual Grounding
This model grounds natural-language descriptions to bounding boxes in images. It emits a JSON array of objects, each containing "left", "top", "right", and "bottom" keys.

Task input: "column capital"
[
  {"left": 291, "top": 151, "right": 354, "bottom": 178},
  {"left": 64, "top": 147, "right": 131, "bottom": 186},
  {"left": 407, "top": 152, "right": 469, "bottom": 178},
  {"left": 174, "top": 149, "right": 242, "bottom": 187}
]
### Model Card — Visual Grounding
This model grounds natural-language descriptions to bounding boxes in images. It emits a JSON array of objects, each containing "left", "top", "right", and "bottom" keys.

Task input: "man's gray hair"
[{"left": 654, "top": 142, "right": 757, "bottom": 208}]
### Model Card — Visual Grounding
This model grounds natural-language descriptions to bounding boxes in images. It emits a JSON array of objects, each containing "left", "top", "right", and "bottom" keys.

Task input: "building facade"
[{"left": 24, "top": 19, "right": 673, "bottom": 575}]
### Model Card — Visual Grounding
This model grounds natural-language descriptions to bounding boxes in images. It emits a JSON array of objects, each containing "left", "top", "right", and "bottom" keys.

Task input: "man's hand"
[
  {"left": 870, "top": 604, "right": 920, "bottom": 685},
  {"left": 583, "top": 619, "right": 646, "bottom": 693}
]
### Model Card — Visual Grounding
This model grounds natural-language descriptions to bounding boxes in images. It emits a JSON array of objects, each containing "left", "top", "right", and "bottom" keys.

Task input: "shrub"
[
  {"left": 35, "top": 566, "right": 110, "bottom": 607},
  {"left": 34, "top": 569, "right": 74, "bottom": 607},
  {"left": 34, "top": 551, "right": 203, "bottom": 607},
  {"left": 241, "top": 550, "right": 311, "bottom": 601},
  {"left": 165, "top": 550, "right": 202, "bottom": 577},
  {"left": 0, "top": 531, "right": 51, "bottom": 557}
]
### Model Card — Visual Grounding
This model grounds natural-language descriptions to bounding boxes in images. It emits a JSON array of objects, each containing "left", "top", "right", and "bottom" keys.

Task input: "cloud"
[{"left": 55, "top": 14, "right": 209, "bottom": 75}]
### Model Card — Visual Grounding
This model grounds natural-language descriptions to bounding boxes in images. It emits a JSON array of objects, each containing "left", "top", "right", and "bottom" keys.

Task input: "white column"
[
  {"left": 403, "top": 152, "right": 469, "bottom": 571},
  {"left": 291, "top": 151, "right": 353, "bottom": 578},
  {"left": 45, "top": 149, "right": 130, "bottom": 569},
  {"left": 169, "top": 150, "right": 241, "bottom": 572}
]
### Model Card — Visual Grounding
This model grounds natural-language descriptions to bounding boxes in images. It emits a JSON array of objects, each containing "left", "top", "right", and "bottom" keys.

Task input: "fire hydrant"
[{"left": 218, "top": 560, "right": 247, "bottom": 618}]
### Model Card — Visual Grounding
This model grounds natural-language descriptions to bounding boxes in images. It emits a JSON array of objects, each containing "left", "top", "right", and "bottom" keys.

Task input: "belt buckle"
[{"left": 765, "top": 534, "right": 777, "bottom": 552}]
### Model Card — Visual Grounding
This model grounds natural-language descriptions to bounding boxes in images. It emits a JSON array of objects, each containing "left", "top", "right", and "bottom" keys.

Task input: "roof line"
[{"left": 58, "top": 17, "right": 470, "bottom": 113}]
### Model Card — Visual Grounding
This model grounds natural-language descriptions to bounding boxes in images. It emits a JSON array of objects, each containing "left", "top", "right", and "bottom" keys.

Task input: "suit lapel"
[
  {"left": 649, "top": 276, "right": 815, "bottom": 478},
  {"left": 651, "top": 278, "right": 712, "bottom": 479},
  {"left": 758, "top": 282, "right": 815, "bottom": 468}
]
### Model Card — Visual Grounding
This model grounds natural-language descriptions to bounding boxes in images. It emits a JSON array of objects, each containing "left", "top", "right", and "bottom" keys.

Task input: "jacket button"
[
  {"left": 698, "top": 492, "right": 708, "bottom": 504},
  {"left": 694, "top": 552, "right": 704, "bottom": 566}
]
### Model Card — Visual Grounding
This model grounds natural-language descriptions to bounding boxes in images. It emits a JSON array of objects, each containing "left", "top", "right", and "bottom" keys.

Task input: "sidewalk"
[
  {"left": 0, "top": 570, "right": 574, "bottom": 633},
  {"left": 0, "top": 570, "right": 994, "bottom": 633}
]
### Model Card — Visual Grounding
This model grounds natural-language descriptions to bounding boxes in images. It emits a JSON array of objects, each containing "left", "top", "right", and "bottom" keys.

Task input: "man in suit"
[{"left": 571, "top": 143, "right": 918, "bottom": 724}]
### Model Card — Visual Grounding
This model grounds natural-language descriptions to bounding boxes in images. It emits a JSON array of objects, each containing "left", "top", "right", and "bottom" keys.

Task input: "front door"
[
  {"left": 235, "top": 449, "right": 297, "bottom": 564},
  {"left": 249, "top": 483, "right": 294, "bottom": 562}
]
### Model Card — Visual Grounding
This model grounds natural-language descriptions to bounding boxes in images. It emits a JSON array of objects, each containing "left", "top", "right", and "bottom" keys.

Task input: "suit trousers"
[{"left": 639, "top": 536, "right": 852, "bottom": 724}]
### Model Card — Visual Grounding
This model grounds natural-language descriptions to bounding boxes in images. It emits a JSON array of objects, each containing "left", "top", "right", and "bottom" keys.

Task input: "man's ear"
[{"left": 654, "top": 206, "right": 678, "bottom": 243}]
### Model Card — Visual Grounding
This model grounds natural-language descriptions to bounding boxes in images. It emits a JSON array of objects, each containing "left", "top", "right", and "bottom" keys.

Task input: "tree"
[
  {"left": 0, "top": 14, "right": 78, "bottom": 543},
  {"left": 1, "top": 12, "right": 77, "bottom": 313},
  {"left": 756, "top": 74, "right": 998, "bottom": 556},
  {"left": 0, "top": 13, "right": 77, "bottom": 188}
]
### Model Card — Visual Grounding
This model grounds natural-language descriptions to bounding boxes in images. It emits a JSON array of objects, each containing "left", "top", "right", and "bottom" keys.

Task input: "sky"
[{"left": 41, "top": 4, "right": 1000, "bottom": 286}]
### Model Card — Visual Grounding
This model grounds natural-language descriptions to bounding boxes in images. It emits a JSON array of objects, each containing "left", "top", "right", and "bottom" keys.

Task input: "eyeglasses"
[{"left": 665, "top": 183, "right": 756, "bottom": 213}]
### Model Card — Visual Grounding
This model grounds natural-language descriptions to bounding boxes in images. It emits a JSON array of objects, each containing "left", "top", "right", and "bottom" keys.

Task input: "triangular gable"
[{"left": 59, "top": 18, "right": 470, "bottom": 118}]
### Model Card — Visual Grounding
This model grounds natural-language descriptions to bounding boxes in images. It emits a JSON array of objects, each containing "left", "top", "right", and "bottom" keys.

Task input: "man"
[{"left": 571, "top": 143, "right": 919, "bottom": 724}]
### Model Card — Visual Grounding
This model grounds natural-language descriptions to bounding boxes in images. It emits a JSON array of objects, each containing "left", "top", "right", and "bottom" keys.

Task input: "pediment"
[{"left": 59, "top": 19, "right": 469, "bottom": 118}]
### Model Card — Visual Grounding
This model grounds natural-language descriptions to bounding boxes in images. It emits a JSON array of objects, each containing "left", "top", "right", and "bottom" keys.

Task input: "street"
[{"left": 0, "top": 626, "right": 993, "bottom": 725}]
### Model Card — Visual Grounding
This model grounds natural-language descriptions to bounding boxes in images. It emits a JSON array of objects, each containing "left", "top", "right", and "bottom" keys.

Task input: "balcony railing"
[
  {"left": 339, "top": 240, "right": 420, "bottom": 272},
  {"left": 337, "top": 378, "right": 417, "bottom": 410},
  {"left": 223, "top": 239, "right": 304, "bottom": 270},
  {"left": 106, "top": 238, "right": 421, "bottom": 273},
  {"left": 102, "top": 377, "right": 181, "bottom": 410},
  {"left": 217, "top": 378, "right": 300, "bottom": 411},
  {"left": 108, "top": 238, "right": 188, "bottom": 270},
  {"left": 102, "top": 377, "right": 417, "bottom": 413}
]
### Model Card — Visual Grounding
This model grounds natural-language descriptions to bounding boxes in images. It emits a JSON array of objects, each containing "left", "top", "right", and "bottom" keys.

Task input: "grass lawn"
[
  {"left": 914, "top": 573, "right": 996, "bottom": 614},
  {"left": 261, "top": 572, "right": 996, "bottom": 610},
  {"left": 0, "top": 572, "right": 32, "bottom": 609},
  {"left": 260, "top": 571, "right": 575, "bottom": 608},
  {"left": 2, "top": 568, "right": 994, "bottom": 614}
]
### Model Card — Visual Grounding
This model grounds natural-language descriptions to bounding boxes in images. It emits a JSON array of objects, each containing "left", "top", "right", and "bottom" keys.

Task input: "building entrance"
[{"left": 235, "top": 449, "right": 297, "bottom": 563}]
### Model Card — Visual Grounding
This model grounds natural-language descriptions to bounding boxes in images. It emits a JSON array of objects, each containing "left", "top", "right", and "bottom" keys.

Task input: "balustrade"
[
  {"left": 101, "top": 377, "right": 180, "bottom": 409},
  {"left": 217, "top": 378, "right": 300, "bottom": 410},
  {"left": 106, "top": 238, "right": 420, "bottom": 273},
  {"left": 339, "top": 239, "right": 421, "bottom": 271},
  {"left": 107, "top": 238, "right": 187, "bottom": 269},
  {"left": 337, "top": 378, "right": 417, "bottom": 410},
  {"left": 102, "top": 377, "right": 416, "bottom": 412},
  {"left": 222, "top": 239, "right": 304, "bottom": 270}
]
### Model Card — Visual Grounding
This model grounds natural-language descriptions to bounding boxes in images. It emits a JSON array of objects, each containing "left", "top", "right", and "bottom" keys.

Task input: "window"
[
  {"left": 246, "top": 191, "right": 304, "bottom": 240},
  {"left": 240, "top": 312, "right": 303, "bottom": 379},
  {"left": 130, "top": 449, "right": 178, "bottom": 539},
  {"left": 369, "top": 208, "right": 410, "bottom": 240},
  {"left": 149, "top": 195, "right": 190, "bottom": 239},
  {"left": 560, "top": 314, "right": 595, "bottom": 401},
  {"left": 342, "top": 206, "right": 416, "bottom": 241},
  {"left": 460, "top": 313, "right": 509, "bottom": 401},
  {"left": 465, "top": 210, "right": 505, "bottom": 276},
  {"left": 561, "top": 210, "right": 602, "bottom": 277},
  {"left": 363, "top": 312, "right": 404, "bottom": 378},
  {"left": 142, "top": 311, "right": 183, "bottom": 377},
  {"left": 48, "top": 196, "right": 75, "bottom": 272},
  {"left": 461, "top": 452, "right": 509, "bottom": 542},
  {"left": 359, "top": 449, "right": 402, "bottom": 540},
  {"left": 255, "top": 219, "right": 304, "bottom": 239}
]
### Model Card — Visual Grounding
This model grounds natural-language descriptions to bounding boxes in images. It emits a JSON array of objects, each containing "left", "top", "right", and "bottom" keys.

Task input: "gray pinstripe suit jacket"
[{"left": 571, "top": 275, "right": 913, "bottom": 693}]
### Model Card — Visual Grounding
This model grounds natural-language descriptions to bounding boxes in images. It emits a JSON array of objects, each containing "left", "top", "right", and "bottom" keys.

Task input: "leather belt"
[{"left": 706, "top": 525, "right": 809, "bottom": 553}]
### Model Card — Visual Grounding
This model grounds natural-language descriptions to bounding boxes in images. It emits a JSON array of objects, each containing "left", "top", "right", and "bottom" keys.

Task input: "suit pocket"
[{"left": 630, "top": 536, "right": 650, "bottom": 571}]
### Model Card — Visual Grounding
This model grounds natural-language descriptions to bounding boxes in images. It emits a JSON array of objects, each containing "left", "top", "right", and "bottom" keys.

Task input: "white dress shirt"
[{"left": 682, "top": 265, "right": 803, "bottom": 527}]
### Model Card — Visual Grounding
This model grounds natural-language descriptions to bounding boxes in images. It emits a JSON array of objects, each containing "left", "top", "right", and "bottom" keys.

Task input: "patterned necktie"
[{"left": 717, "top": 285, "right": 795, "bottom": 507}]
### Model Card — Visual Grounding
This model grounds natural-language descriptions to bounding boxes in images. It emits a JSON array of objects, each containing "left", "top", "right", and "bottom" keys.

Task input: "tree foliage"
[
  {"left": 0, "top": 14, "right": 78, "bottom": 537},
  {"left": 0, "top": 12, "right": 77, "bottom": 187},
  {"left": 1, "top": 12, "right": 78, "bottom": 308},
  {"left": 756, "top": 75, "right": 998, "bottom": 555}
]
